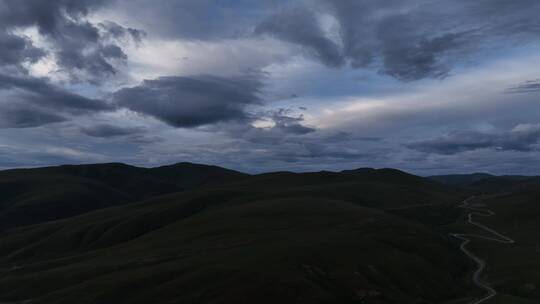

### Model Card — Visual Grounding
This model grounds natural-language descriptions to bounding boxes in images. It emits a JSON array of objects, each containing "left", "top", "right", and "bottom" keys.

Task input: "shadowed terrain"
[
  {"left": 0, "top": 163, "right": 248, "bottom": 231},
  {"left": 0, "top": 163, "right": 538, "bottom": 303},
  {"left": 440, "top": 176, "right": 540, "bottom": 303}
]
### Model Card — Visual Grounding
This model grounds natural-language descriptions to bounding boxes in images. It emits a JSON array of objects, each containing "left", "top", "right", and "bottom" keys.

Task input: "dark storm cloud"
[
  {"left": 0, "top": 0, "right": 142, "bottom": 82},
  {"left": 0, "top": 0, "right": 108, "bottom": 30},
  {"left": 0, "top": 1, "right": 140, "bottom": 129},
  {"left": 407, "top": 125, "right": 540, "bottom": 154},
  {"left": 113, "top": 74, "right": 264, "bottom": 128},
  {"left": 376, "top": 25, "right": 468, "bottom": 80},
  {"left": 0, "top": 74, "right": 111, "bottom": 128},
  {"left": 0, "top": 32, "right": 45, "bottom": 69},
  {"left": 80, "top": 124, "right": 145, "bottom": 138},
  {"left": 255, "top": 6, "right": 344, "bottom": 67}
]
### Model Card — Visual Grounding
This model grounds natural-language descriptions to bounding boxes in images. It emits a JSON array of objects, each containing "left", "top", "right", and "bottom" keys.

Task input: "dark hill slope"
[
  {"left": 0, "top": 162, "right": 248, "bottom": 230},
  {"left": 0, "top": 185, "right": 473, "bottom": 304},
  {"left": 466, "top": 176, "right": 529, "bottom": 193},
  {"left": 0, "top": 167, "right": 476, "bottom": 303},
  {"left": 502, "top": 176, "right": 540, "bottom": 198},
  {"left": 429, "top": 173, "right": 495, "bottom": 187},
  {"left": 224, "top": 169, "right": 461, "bottom": 217},
  {"left": 450, "top": 186, "right": 540, "bottom": 302},
  {"left": 148, "top": 162, "right": 248, "bottom": 189},
  {"left": 429, "top": 173, "right": 531, "bottom": 193},
  {"left": 0, "top": 168, "right": 465, "bottom": 263}
]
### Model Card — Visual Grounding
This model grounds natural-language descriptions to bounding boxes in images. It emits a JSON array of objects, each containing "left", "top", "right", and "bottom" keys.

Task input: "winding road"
[{"left": 450, "top": 197, "right": 515, "bottom": 304}]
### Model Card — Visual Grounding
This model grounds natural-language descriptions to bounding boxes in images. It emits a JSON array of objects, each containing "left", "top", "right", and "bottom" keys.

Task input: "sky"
[{"left": 1, "top": 0, "right": 540, "bottom": 175}]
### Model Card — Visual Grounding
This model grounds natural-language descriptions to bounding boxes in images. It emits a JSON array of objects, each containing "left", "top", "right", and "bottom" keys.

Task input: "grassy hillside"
[
  {"left": 429, "top": 173, "right": 496, "bottom": 187},
  {"left": 0, "top": 194, "right": 472, "bottom": 304},
  {"left": 464, "top": 192, "right": 540, "bottom": 302},
  {"left": 0, "top": 165, "right": 478, "bottom": 303},
  {"left": 0, "top": 163, "right": 248, "bottom": 231},
  {"left": 440, "top": 175, "right": 540, "bottom": 303},
  {"left": 430, "top": 173, "right": 532, "bottom": 194},
  {"left": 228, "top": 169, "right": 459, "bottom": 208}
]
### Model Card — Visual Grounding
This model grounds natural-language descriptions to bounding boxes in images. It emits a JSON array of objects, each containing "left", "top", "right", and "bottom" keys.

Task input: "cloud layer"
[
  {"left": 408, "top": 124, "right": 540, "bottom": 155},
  {"left": 0, "top": 74, "right": 111, "bottom": 128},
  {"left": 1, "top": 0, "right": 540, "bottom": 174}
]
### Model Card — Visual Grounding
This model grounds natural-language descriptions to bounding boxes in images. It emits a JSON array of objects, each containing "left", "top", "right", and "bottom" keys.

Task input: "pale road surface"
[{"left": 450, "top": 197, "right": 515, "bottom": 304}]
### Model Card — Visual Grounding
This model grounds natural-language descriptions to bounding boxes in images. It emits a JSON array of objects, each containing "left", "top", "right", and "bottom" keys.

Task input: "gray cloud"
[
  {"left": 8, "top": 0, "right": 528, "bottom": 82},
  {"left": 0, "top": 0, "right": 108, "bottom": 31},
  {"left": 506, "top": 79, "right": 540, "bottom": 94},
  {"left": 252, "top": 1, "right": 469, "bottom": 80},
  {"left": 377, "top": 25, "right": 468, "bottom": 80},
  {"left": 0, "top": 1, "right": 140, "bottom": 130},
  {"left": 80, "top": 124, "right": 145, "bottom": 138},
  {"left": 0, "top": 31, "right": 45, "bottom": 69},
  {"left": 266, "top": 108, "right": 316, "bottom": 135},
  {"left": 0, "top": 0, "right": 142, "bottom": 82},
  {"left": 113, "top": 74, "right": 264, "bottom": 128},
  {"left": 319, "top": 0, "right": 469, "bottom": 80},
  {"left": 272, "top": 142, "right": 372, "bottom": 163},
  {"left": 342, "top": 0, "right": 539, "bottom": 80},
  {"left": 111, "top": 0, "right": 286, "bottom": 40},
  {"left": 0, "top": 74, "right": 111, "bottom": 128},
  {"left": 253, "top": 0, "right": 540, "bottom": 80},
  {"left": 255, "top": 6, "right": 344, "bottom": 67},
  {"left": 0, "top": 144, "right": 107, "bottom": 169},
  {"left": 0, "top": 104, "right": 66, "bottom": 128},
  {"left": 1, "top": 0, "right": 540, "bottom": 176},
  {"left": 98, "top": 21, "right": 146, "bottom": 45},
  {"left": 407, "top": 131, "right": 497, "bottom": 155},
  {"left": 212, "top": 108, "right": 316, "bottom": 147},
  {"left": 109, "top": 0, "right": 476, "bottom": 80},
  {"left": 407, "top": 124, "right": 540, "bottom": 155},
  {"left": 0, "top": 74, "right": 111, "bottom": 113}
]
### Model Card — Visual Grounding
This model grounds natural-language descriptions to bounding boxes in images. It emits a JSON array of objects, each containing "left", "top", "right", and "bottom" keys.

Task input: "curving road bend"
[{"left": 450, "top": 197, "right": 515, "bottom": 304}]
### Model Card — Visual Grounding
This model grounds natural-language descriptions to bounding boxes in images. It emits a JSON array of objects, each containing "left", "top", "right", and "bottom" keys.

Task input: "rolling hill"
[
  {"left": 0, "top": 163, "right": 480, "bottom": 304},
  {"left": 6, "top": 164, "right": 539, "bottom": 303},
  {"left": 443, "top": 184, "right": 540, "bottom": 303},
  {"left": 0, "top": 162, "right": 248, "bottom": 231},
  {"left": 429, "top": 173, "right": 532, "bottom": 194}
]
